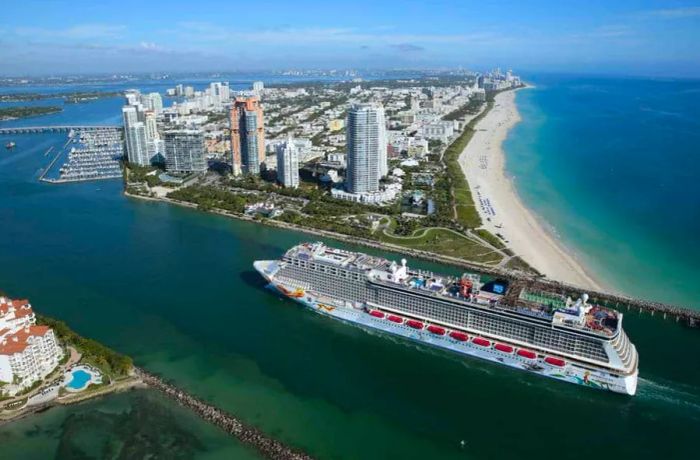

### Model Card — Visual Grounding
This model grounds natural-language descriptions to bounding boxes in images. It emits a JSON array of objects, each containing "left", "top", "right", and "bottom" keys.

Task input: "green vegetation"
[
  {"left": 378, "top": 226, "right": 502, "bottom": 265},
  {"left": 37, "top": 315, "right": 133, "bottom": 379},
  {"left": 0, "top": 91, "right": 121, "bottom": 103},
  {"left": 0, "top": 106, "right": 62, "bottom": 120},
  {"left": 125, "top": 164, "right": 164, "bottom": 188},
  {"left": 168, "top": 185, "right": 249, "bottom": 213},
  {"left": 475, "top": 228, "right": 507, "bottom": 250},
  {"left": 442, "top": 99, "right": 484, "bottom": 121}
]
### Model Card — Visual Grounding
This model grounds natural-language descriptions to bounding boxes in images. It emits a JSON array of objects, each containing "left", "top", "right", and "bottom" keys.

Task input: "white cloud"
[
  {"left": 173, "top": 22, "right": 507, "bottom": 47},
  {"left": 642, "top": 7, "right": 700, "bottom": 19},
  {"left": 13, "top": 24, "right": 127, "bottom": 40}
]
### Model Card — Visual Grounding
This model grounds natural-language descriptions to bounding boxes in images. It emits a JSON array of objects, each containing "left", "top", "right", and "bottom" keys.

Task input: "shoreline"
[
  {"left": 459, "top": 87, "right": 605, "bottom": 291},
  {"left": 123, "top": 191, "right": 700, "bottom": 320}
]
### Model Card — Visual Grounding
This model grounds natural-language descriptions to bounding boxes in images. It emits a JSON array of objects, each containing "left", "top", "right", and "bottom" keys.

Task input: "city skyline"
[{"left": 2, "top": 0, "right": 700, "bottom": 77}]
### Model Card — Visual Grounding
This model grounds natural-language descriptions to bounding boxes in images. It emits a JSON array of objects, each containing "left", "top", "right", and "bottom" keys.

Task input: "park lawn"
[{"left": 380, "top": 227, "right": 503, "bottom": 265}]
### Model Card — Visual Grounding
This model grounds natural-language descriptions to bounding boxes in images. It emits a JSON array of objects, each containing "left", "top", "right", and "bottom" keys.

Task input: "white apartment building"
[
  {"left": 275, "top": 138, "right": 300, "bottom": 188},
  {"left": 0, "top": 297, "right": 63, "bottom": 395},
  {"left": 345, "top": 103, "right": 387, "bottom": 194}
]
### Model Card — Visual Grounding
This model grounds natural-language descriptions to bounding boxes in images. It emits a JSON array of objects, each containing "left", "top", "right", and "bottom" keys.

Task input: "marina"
[{"left": 39, "top": 127, "right": 123, "bottom": 184}]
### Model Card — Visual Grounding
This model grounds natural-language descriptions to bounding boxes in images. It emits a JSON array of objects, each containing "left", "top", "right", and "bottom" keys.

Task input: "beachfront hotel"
[{"left": 0, "top": 297, "right": 63, "bottom": 396}]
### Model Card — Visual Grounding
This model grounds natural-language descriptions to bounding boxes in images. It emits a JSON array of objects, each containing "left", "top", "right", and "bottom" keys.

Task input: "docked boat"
[{"left": 254, "top": 242, "right": 639, "bottom": 395}]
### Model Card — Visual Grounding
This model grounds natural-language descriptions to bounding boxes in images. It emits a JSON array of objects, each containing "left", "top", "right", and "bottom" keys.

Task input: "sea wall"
[
  {"left": 126, "top": 191, "right": 700, "bottom": 326},
  {"left": 135, "top": 367, "right": 314, "bottom": 460}
]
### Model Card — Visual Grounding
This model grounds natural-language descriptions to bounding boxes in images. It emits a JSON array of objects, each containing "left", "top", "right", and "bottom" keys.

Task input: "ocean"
[
  {"left": 0, "top": 75, "right": 698, "bottom": 459},
  {"left": 505, "top": 75, "right": 700, "bottom": 307}
]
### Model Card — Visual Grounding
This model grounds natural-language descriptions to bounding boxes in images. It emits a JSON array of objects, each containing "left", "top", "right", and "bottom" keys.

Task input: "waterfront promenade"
[{"left": 128, "top": 192, "right": 700, "bottom": 327}]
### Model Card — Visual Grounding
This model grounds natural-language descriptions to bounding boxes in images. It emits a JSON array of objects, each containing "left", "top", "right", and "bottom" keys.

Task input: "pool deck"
[{"left": 62, "top": 365, "right": 103, "bottom": 393}]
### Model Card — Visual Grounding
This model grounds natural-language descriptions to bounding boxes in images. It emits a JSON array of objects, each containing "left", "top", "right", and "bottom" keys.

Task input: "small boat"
[
  {"left": 369, "top": 310, "right": 385, "bottom": 319},
  {"left": 517, "top": 349, "right": 537, "bottom": 359},
  {"left": 495, "top": 343, "right": 514, "bottom": 353},
  {"left": 388, "top": 315, "right": 403, "bottom": 324},
  {"left": 6, "top": 141, "right": 16, "bottom": 149},
  {"left": 427, "top": 325, "right": 446, "bottom": 335},
  {"left": 545, "top": 356, "right": 566, "bottom": 367},
  {"left": 449, "top": 331, "right": 468, "bottom": 341},
  {"left": 406, "top": 319, "right": 424, "bottom": 329},
  {"left": 472, "top": 337, "right": 490, "bottom": 347}
]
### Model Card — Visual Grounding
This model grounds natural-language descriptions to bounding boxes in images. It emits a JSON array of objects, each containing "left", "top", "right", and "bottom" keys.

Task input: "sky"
[{"left": 2, "top": 0, "right": 700, "bottom": 77}]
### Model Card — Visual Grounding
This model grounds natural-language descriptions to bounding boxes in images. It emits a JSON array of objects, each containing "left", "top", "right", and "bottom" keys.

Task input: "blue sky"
[{"left": 2, "top": 0, "right": 700, "bottom": 76}]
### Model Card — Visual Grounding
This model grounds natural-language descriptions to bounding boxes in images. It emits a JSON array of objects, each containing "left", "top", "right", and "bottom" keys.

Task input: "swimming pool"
[{"left": 65, "top": 369, "right": 94, "bottom": 391}]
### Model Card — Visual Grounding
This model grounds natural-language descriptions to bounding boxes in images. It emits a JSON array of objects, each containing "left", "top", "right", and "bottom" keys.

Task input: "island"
[
  {"left": 0, "top": 91, "right": 121, "bottom": 103},
  {"left": 0, "top": 292, "right": 314, "bottom": 458},
  {"left": 0, "top": 106, "right": 62, "bottom": 121}
]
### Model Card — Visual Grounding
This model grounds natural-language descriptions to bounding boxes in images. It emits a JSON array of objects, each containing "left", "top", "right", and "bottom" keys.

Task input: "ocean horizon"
[{"left": 506, "top": 74, "right": 700, "bottom": 308}]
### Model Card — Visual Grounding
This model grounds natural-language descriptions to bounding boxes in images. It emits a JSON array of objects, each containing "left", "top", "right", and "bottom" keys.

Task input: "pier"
[
  {"left": 135, "top": 368, "right": 314, "bottom": 460},
  {"left": 0, "top": 125, "right": 121, "bottom": 135}
]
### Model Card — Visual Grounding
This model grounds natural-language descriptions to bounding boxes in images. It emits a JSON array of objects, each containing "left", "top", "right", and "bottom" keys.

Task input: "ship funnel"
[
  {"left": 401, "top": 258, "right": 407, "bottom": 267},
  {"left": 582, "top": 293, "right": 589, "bottom": 304}
]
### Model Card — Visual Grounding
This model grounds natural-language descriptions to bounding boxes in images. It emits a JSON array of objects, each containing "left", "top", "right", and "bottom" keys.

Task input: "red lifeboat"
[
  {"left": 517, "top": 349, "right": 537, "bottom": 360},
  {"left": 494, "top": 343, "right": 514, "bottom": 353},
  {"left": 406, "top": 319, "right": 424, "bottom": 329},
  {"left": 472, "top": 337, "right": 490, "bottom": 347},
  {"left": 545, "top": 356, "right": 566, "bottom": 367},
  {"left": 387, "top": 315, "right": 403, "bottom": 324},
  {"left": 369, "top": 310, "right": 384, "bottom": 319},
  {"left": 427, "top": 325, "right": 446, "bottom": 335},
  {"left": 449, "top": 331, "right": 468, "bottom": 341}
]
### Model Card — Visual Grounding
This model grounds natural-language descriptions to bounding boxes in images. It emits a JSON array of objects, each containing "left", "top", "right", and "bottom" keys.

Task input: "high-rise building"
[
  {"left": 164, "top": 130, "right": 207, "bottom": 175},
  {"left": 145, "top": 92, "right": 163, "bottom": 114},
  {"left": 276, "top": 138, "right": 299, "bottom": 188},
  {"left": 229, "top": 96, "right": 265, "bottom": 176},
  {"left": 144, "top": 110, "right": 161, "bottom": 158},
  {"left": 122, "top": 105, "right": 149, "bottom": 166},
  {"left": 252, "top": 81, "right": 264, "bottom": 94},
  {"left": 345, "top": 103, "right": 387, "bottom": 194}
]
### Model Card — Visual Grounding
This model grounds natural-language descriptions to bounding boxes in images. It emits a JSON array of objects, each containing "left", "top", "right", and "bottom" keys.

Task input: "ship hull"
[{"left": 254, "top": 261, "right": 637, "bottom": 396}]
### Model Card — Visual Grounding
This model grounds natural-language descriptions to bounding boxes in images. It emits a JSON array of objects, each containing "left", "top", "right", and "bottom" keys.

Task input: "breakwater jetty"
[{"left": 135, "top": 367, "right": 314, "bottom": 460}]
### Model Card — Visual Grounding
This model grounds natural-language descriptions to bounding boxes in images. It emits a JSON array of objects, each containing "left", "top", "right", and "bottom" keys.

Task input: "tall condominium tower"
[
  {"left": 164, "top": 130, "right": 207, "bottom": 175},
  {"left": 229, "top": 96, "right": 265, "bottom": 175},
  {"left": 345, "top": 103, "right": 387, "bottom": 194},
  {"left": 276, "top": 138, "right": 299, "bottom": 188},
  {"left": 122, "top": 105, "right": 149, "bottom": 166}
]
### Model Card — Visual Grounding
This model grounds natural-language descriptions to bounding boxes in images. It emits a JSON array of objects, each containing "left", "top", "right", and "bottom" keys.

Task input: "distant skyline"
[{"left": 3, "top": 0, "right": 700, "bottom": 77}]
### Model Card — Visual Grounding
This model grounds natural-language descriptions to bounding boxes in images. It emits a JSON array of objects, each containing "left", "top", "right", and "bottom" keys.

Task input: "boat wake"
[{"left": 636, "top": 377, "right": 700, "bottom": 411}]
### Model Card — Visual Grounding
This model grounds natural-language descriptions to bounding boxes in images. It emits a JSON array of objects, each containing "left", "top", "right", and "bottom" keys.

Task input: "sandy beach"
[{"left": 459, "top": 88, "right": 602, "bottom": 290}]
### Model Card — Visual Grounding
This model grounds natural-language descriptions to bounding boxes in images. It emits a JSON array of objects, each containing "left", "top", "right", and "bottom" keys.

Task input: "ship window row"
[{"left": 374, "top": 287, "right": 609, "bottom": 362}]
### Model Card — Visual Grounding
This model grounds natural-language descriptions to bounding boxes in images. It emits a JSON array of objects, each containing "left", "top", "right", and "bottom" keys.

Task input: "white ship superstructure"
[{"left": 255, "top": 242, "right": 639, "bottom": 395}]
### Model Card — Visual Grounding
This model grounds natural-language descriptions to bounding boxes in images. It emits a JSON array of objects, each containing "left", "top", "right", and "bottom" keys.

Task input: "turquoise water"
[
  {"left": 505, "top": 75, "right": 700, "bottom": 307},
  {"left": 0, "top": 76, "right": 698, "bottom": 458},
  {"left": 67, "top": 369, "right": 92, "bottom": 390}
]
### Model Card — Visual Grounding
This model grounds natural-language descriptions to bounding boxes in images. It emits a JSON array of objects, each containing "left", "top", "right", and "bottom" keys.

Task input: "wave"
[{"left": 636, "top": 377, "right": 700, "bottom": 412}]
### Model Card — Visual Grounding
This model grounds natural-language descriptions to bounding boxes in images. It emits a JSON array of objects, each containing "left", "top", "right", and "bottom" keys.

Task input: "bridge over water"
[{"left": 0, "top": 125, "right": 121, "bottom": 135}]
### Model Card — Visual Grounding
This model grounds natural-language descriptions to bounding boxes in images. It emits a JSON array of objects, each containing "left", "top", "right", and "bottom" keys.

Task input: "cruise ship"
[{"left": 254, "top": 242, "right": 639, "bottom": 395}]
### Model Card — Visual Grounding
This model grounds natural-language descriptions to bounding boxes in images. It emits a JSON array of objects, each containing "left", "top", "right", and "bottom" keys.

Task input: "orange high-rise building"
[{"left": 229, "top": 96, "right": 265, "bottom": 175}]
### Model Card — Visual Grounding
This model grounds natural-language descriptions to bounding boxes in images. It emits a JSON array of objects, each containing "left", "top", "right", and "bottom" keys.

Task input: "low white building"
[
  {"left": 0, "top": 297, "right": 63, "bottom": 395},
  {"left": 331, "top": 182, "right": 402, "bottom": 204}
]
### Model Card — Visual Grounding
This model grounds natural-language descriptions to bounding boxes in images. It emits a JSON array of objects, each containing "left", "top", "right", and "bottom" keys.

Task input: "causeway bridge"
[{"left": 0, "top": 125, "right": 121, "bottom": 135}]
